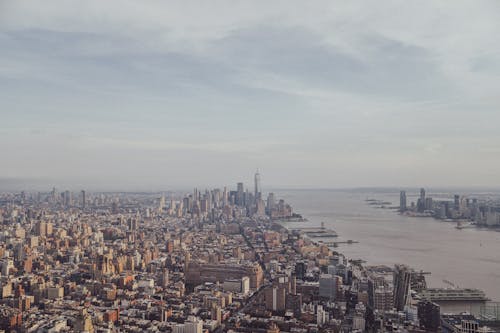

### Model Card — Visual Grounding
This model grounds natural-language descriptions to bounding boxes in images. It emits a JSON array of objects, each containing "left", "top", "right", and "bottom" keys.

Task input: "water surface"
[{"left": 276, "top": 189, "right": 500, "bottom": 301}]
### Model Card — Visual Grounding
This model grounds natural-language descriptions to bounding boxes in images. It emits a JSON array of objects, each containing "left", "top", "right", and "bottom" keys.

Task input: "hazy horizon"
[
  {"left": 2, "top": 1, "right": 500, "bottom": 188},
  {"left": 3, "top": 176, "right": 500, "bottom": 194}
]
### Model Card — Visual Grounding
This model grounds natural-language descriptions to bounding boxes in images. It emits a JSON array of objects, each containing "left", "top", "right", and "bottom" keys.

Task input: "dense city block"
[{"left": 0, "top": 176, "right": 498, "bottom": 332}]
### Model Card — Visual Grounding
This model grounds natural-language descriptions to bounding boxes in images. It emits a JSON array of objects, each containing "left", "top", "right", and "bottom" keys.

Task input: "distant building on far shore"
[{"left": 400, "top": 191, "right": 407, "bottom": 212}]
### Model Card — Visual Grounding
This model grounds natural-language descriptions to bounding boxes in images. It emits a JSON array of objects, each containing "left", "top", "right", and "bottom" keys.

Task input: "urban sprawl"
[{"left": 0, "top": 174, "right": 498, "bottom": 333}]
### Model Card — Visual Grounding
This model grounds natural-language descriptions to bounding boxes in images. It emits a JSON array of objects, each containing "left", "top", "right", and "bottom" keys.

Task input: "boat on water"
[{"left": 456, "top": 221, "right": 473, "bottom": 229}]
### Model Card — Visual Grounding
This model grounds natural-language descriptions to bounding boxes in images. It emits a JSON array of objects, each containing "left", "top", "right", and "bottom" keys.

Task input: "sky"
[{"left": 1, "top": 1, "right": 500, "bottom": 190}]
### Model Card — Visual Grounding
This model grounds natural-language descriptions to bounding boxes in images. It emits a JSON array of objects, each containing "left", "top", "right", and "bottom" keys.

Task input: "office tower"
[
  {"left": 222, "top": 187, "right": 228, "bottom": 207},
  {"left": 237, "top": 183, "right": 244, "bottom": 205},
  {"left": 294, "top": 261, "right": 306, "bottom": 280},
  {"left": 256, "top": 199, "right": 266, "bottom": 216},
  {"left": 436, "top": 202, "right": 446, "bottom": 219},
  {"left": 443, "top": 201, "right": 451, "bottom": 218},
  {"left": 319, "top": 274, "right": 336, "bottom": 300},
  {"left": 265, "top": 286, "right": 286, "bottom": 312},
  {"left": 417, "top": 188, "right": 426, "bottom": 212},
  {"left": 183, "top": 197, "right": 191, "bottom": 213},
  {"left": 191, "top": 200, "right": 201, "bottom": 216},
  {"left": 236, "top": 182, "right": 244, "bottom": 206},
  {"left": 254, "top": 169, "right": 261, "bottom": 200},
  {"left": 212, "top": 189, "right": 220, "bottom": 208},
  {"left": 244, "top": 190, "right": 251, "bottom": 207},
  {"left": 51, "top": 187, "right": 57, "bottom": 203},
  {"left": 229, "top": 191, "right": 236, "bottom": 205},
  {"left": 454, "top": 194, "right": 460, "bottom": 211},
  {"left": 373, "top": 287, "right": 394, "bottom": 311},
  {"left": 286, "top": 292, "right": 302, "bottom": 318},
  {"left": 393, "top": 264, "right": 411, "bottom": 311},
  {"left": 425, "top": 197, "right": 433, "bottom": 211},
  {"left": 80, "top": 190, "right": 86, "bottom": 209},
  {"left": 267, "top": 193, "right": 276, "bottom": 214},
  {"left": 418, "top": 300, "right": 440, "bottom": 332},
  {"left": 159, "top": 194, "right": 165, "bottom": 213},
  {"left": 205, "top": 190, "right": 211, "bottom": 210},
  {"left": 471, "top": 198, "right": 479, "bottom": 220},
  {"left": 200, "top": 196, "right": 208, "bottom": 213},
  {"left": 64, "top": 190, "right": 72, "bottom": 207},
  {"left": 420, "top": 188, "right": 426, "bottom": 202},
  {"left": 400, "top": 191, "right": 407, "bottom": 212}
]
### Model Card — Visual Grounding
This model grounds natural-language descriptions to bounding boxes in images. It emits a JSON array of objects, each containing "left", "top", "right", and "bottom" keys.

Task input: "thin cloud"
[{"left": 1, "top": 1, "right": 500, "bottom": 188}]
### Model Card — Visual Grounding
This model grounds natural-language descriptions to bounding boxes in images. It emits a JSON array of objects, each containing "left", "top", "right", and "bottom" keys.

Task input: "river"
[{"left": 276, "top": 189, "right": 500, "bottom": 301}]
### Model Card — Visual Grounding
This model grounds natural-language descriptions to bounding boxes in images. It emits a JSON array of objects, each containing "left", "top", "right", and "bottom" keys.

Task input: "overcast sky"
[{"left": 1, "top": 1, "right": 500, "bottom": 190}]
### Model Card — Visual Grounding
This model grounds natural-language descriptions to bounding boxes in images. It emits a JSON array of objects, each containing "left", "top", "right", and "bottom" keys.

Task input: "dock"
[
  {"left": 320, "top": 240, "right": 359, "bottom": 247},
  {"left": 290, "top": 227, "right": 338, "bottom": 238}
]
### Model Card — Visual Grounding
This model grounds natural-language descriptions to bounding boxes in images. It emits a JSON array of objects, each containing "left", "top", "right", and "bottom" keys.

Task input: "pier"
[
  {"left": 290, "top": 227, "right": 338, "bottom": 238},
  {"left": 320, "top": 240, "right": 359, "bottom": 247}
]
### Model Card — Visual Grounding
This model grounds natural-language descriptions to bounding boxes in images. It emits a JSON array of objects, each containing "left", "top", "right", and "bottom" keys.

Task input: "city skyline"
[
  {"left": 1, "top": 174, "right": 498, "bottom": 331},
  {"left": 2, "top": 1, "right": 500, "bottom": 188},
  {"left": 2, "top": 2, "right": 500, "bottom": 332}
]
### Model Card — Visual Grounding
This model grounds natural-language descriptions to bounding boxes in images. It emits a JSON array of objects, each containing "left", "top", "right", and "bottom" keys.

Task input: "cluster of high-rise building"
[
  {"left": 161, "top": 171, "right": 293, "bottom": 220},
  {"left": 0, "top": 176, "right": 496, "bottom": 332},
  {"left": 400, "top": 188, "right": 500, "bottom": 226}
]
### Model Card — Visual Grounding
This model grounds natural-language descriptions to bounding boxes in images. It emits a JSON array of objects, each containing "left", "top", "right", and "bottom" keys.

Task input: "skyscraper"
[
  {"left": 80, "top": 190, "right": 86, "bottom": 210},
  {"left": 64, "top": 190, "right": 72, "bottom": 208},
  {"left": 265, "top": 286, "right": 286, "bottom": 312},
  {"left": 236, "top": 182, "right": 244, "bottom": 206},
  {"left": 418, "top": 188, "right": 426, "bottom": 212},
  {"left": 393, "top": 264, "right": 411, "bottom": 311},
  {"left": 222, "top": 187, "right": 228, "bottom": 207},
  {"left": 319, "top": 274, "right": 337, "bottom": 300},
  {"left": 159, "top": 194, "right": 165, "bottom": 213},
  {"left": 294, "top": 261, "right": 306, "bottom": 281},
  {"left": 400, "top": 191, "right": 407, "bottom": 212},
  {"left": 267, "top": 193, "right": 275, "bottom": 214},
  {"left": 254, "top": 169, "right": 261, "bottom": 201},
  {"left": 454, "top": 194, "right": 460, "bottom": 211}
]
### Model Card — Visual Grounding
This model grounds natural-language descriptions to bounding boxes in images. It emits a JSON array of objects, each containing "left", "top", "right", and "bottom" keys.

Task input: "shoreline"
[{"left": 277, "top": 211, "right": 497, "bottom": 302}]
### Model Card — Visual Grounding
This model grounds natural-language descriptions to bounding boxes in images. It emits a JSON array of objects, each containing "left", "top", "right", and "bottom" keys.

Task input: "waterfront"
[{"left": 277, "top": 189, "right": 500, "bottom": 301}]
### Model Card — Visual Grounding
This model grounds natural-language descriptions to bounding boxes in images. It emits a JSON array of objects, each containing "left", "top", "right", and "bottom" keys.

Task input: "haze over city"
[
  {"left": 3, "top": 2, "right": 500, "bottom": 333},
  {"left": 2, "top": 1, "right": 500, "bottom": 190}
]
